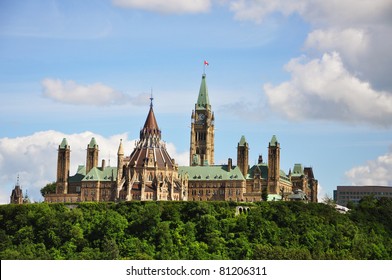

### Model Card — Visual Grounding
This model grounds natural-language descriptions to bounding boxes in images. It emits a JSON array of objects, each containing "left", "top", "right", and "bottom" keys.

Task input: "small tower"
[
  {"left": 190, "top": 74, "right": 215, "bottom": 166},
  {"left": 10, "top": 175, "right": 23, "bottom": 204},
  {"left": 117, "top": 139, "right": 124, "bottom": 182},
  {"left": 57, "top": 138, "right": 70, "bottom": 194},
  {"left": 268, "top": 135, "right": 280, "bottom": 194},
  {"left": 237, "top": 135, "right": 249, "bottom": 176},
  {"left": 86, "top": 137, "right": 99, "bottom": 174}
]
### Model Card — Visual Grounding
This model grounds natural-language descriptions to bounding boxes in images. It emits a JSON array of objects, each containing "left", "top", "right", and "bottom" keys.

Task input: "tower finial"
[
  {"left": 16, "top": 174, "right": 20, "bottom": 186},
  {"left": 150, "top": 88, "right": 154, "bottom": 107}
]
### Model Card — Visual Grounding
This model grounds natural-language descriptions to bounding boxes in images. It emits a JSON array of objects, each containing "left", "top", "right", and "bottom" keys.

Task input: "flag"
[{"left": 204, "top": 60, "right": 209, "bottom": 66}]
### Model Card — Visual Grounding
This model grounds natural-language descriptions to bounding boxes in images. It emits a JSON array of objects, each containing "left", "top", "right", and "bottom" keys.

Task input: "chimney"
[
  {"left": 258, "top": 154, "right": 263, "bottom": 164},
  {"left": 228, "top": 158, "right": 232, "bottom": 172},
  {"left": 102, "top": 159, "right": 106, "bottom": 170}
]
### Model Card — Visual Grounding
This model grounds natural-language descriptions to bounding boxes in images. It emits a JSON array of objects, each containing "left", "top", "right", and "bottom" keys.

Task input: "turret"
[
  {"left": 86, "top": 137, "right": 99, "bottom": 174},
  {"left": 268, "top": 135, "right": 280, "bottom": 194},
  {"left": 237, "top": 135, "right": 249, "bottom": 176},
  {"left": 56, "top": 138, "right": 70, "bottom": 194}
]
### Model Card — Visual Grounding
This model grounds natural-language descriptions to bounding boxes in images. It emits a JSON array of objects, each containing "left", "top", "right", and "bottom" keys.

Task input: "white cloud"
[
  {"left": 264, "top": 52, "right": 392, "bottom": 127},
  {"left": 304, "top": 28, "right": 369, "bottom": 65},
  {"left": 229, "top": 0, "right": 304, "bottom": 23},
  {"left": 228, "top": 0, "right": 392, "bottom": 27},
  {"left": 42, "top": 79, "right": 150, "bottom": 106},
  {"left": 345, "top": 148, "right": 392, "bottom": 186},
  {"left": 229, "top": 0, "right": 392, "bottom": 92},
  {"left": 112, "top": 0, "right": 211, "bottom": 14},
  {"left": 0, "top": 130, "right": 188, "bottom": 204}
]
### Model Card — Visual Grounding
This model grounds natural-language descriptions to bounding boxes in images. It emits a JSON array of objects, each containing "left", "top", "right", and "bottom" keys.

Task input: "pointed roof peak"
[
  {"left": 239, "top": 135, "right": 247, "bottom": 146},
  {"left": 60, "top": 138, "right": 68, "bottom": 149},
  {"left": 196, "top": 74, "right": 210, "bottom": 109},
  {"left": 143, "top": 103, "right": 159, "bottom": 131},
  {"left": 88, "top": 137, "right": 98, "bottom": 148},
  {"left": 117, "top": 139, "right": 124, "bottom": 155},
  {"left": 269, "top": 135, "right": 279, "bottom": 146}
]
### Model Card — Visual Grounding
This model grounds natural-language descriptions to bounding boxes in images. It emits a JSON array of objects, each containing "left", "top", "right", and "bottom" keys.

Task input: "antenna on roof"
[{"left": 108, "top": 152, "right": 111, "bottom": 167}]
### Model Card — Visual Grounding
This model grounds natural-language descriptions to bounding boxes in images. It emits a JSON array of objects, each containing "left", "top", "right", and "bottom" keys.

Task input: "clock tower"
[{"left": 190, "top": 74, "right": 215, "bottom": 166}]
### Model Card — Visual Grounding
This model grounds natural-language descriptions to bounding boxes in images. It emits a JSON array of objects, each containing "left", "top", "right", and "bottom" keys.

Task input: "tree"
[
  {"left": 40, "top": 182, "right": 56, "bottom": 197},
  {"left": 261, "top": 186, "right": 268, "bottom": 201}
]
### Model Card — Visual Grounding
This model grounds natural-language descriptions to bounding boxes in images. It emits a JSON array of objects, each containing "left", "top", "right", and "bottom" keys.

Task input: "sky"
[{"left": 1, "top": 0, "right": 392, "bottom": 204}]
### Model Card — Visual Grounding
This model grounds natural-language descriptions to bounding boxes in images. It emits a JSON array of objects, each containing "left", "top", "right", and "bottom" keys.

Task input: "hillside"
[{"left": 1, "top": 198, "right": 392, "bottom": 260}]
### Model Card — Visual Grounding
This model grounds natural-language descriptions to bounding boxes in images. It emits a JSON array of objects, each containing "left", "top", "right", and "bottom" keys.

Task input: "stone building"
[
  {"left": 178, "top": 73, "right": 318, "bottom": 202},
  {"left": 10, "top": 176, "right": 30, "bottom": 204},
  {"left": 45, "top": 98, "right": 188, "bottom": 203},
  {"left": 45, "top": 72, "right": 317, "bottom": 203}
]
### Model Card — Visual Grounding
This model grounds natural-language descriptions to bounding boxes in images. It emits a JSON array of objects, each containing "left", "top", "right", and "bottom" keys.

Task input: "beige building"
[
  {"left": 45, "top": 98, "right": 188, "bottom": 203},
  {"left": 179, "top": 74, "right": 318, "bottom": 202},
  {"left": 45, "top": 72, "right": 318, "bottom": 203}
]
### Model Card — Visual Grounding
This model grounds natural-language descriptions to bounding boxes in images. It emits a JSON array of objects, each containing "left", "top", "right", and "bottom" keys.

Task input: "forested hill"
[{"left": 1, "top": 198, "right": 392, "bottom": 260}]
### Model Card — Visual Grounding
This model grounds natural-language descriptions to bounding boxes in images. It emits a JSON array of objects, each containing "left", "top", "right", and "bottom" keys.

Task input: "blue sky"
[{"left": 1, "top": 0, "right": 392, "bottom": 203}]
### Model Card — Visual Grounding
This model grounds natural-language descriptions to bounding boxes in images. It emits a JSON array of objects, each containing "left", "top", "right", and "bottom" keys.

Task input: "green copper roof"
[
  {"left": 269, "top": 135, "right": 279, "bottom": 146},
  {"left": 82, "top": 166, "right": 117, "bottom": 182},
  {"left": 69, "top": 165, "right": 86, "bottom": 183},
  {"left": 247, "top": 163, "right": 268, "bottom": 180},
  {"left": 59, "top": 138, "right": 68, "bottom": 149},
  {"left": 196, "top": 74, "right": 210, "bottom": 110},
  {"left": 69, "top": 165, "right": 117, "bottom": 182},
  {"left": 178, "top": 165, "right": 245, "bottom": 181},
  {"left": 246, "top": 163, "right": 290, "bottom": 183},
  {"left": 88, "top": 137, "right": 98, "bottom": 148},
  {"left": 291, "top": 163, "right": 304, "bottom": 177},
  {"left": 238, "top": 135, "right": 247, "bottom": 146}
]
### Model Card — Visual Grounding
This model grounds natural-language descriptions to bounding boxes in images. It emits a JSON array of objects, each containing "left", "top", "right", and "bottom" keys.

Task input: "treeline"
[{"left": 1, "top": 197, "right": 392, "bottom": 260}]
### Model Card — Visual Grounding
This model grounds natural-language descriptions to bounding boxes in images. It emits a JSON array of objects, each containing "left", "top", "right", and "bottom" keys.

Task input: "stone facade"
[
  {"left": 45, "top": 73, "right": 318, "bottom": 203},
  {"left": 179, "top": 74, "right": 318, "bottom": 202},
  {"left": 45, "top": 99, "right": 188, "bottom": 203}
]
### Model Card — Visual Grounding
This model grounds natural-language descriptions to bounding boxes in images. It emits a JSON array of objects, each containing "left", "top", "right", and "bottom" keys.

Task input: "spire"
[
  {"left": 143, "top": 102, "right": 160, "bottom": 131},
  {"left": 117, "top": 139, "right": 124, "bottom": 155},
  {"left": 140, "top": 99, "right": 161, "bottom": 142},
  {"left": 196, "top": 74, "right": 210, "bottom": 110},
  {"left": 60, "top": 138, "right": 68, "bottom": 149}
]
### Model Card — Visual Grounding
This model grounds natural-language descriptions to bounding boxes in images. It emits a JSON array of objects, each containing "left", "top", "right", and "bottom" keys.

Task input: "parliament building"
[{"left": 45, "top": 74, "right": 318, "bottom": 203}]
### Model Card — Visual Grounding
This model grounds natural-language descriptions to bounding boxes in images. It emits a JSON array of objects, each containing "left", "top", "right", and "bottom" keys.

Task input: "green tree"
[
  {"left": 40, "top": 182, "right": 56, "bottom": 197},
  {"left": 261, "top": 187, "right": 268, "bottom": 201}
]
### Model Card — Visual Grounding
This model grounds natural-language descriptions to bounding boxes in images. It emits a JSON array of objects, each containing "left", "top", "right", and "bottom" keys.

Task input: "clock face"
[{"left": 198, "top": 113, "right": 205, "bottom": 120}]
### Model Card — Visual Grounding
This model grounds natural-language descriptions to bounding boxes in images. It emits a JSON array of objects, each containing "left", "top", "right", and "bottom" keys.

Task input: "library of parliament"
[{"left": 42, "top": 73, "right": 318, "bottom": 204}]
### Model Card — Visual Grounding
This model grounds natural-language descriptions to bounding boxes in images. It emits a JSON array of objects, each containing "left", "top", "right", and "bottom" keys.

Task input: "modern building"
[{"left": 334, "top": 185, "right": 392, "bottom": 206}]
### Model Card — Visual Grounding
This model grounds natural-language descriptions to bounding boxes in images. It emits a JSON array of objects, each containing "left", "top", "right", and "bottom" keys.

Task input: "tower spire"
[
  {"left": 197, "top": 74, "right": 210, "bottom": 110},
  {"left": 150, "top": 88, "right": 154, "bottom": 108}
]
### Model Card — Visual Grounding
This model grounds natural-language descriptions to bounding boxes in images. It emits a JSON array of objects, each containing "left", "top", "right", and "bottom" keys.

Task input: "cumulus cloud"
[
  {"left": 228, "top": 0, "right": 392, "bottom": 26},
  {"left": 0, "top": 130, "right": 188, "bottom": 204},
  {"left": 264, "top": 52, "right": 392, "bottom": 127},
  {"left": 112, "top": 0, "right": 211, "bottom": 14},
  {"left": 229, "top": 0, "right": 392, "bottom": 92},
  {"left": 304, "top": 28, "right": 369, "bottom": 65},
  {"left": 345, "top": 148, "right": 392, "bottom": 186},
  {"left": 42, "top": 79, "right": 149, "bottom": 106}
]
